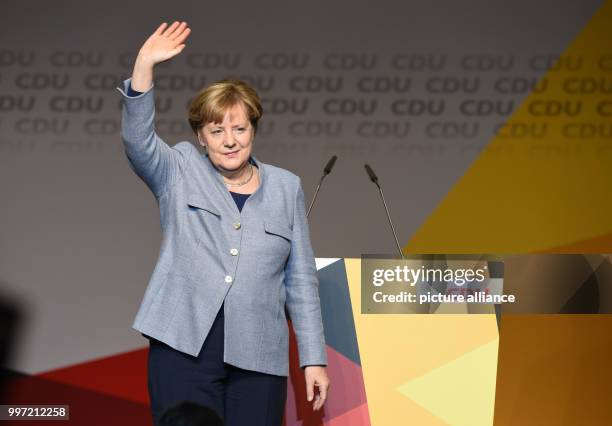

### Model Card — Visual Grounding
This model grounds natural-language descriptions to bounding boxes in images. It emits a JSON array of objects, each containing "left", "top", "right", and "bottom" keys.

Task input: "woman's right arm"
[{"left": 117, "top": 21, "right": 192, "bottom": 198}]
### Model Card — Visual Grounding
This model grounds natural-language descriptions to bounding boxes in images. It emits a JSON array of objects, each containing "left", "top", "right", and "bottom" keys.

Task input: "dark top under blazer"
[{"left": 117, "top": 78, "right": 327, "bottom": 376}]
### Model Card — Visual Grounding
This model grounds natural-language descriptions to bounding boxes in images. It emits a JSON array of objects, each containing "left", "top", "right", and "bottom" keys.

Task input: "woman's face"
[{"left": 197, "top": 102, "right": 254, "bottom": 173}]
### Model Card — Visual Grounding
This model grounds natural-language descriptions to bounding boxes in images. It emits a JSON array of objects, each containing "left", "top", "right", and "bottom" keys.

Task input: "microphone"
[
  {"left": 323, "top": 155, "right": 337, "bottom": 175},
  {"left": 364, "top": 164, "right": 378, "bottom": 186},
  {"left": 363, "top": 163, "right": 404, "bottom": 258},
  {"left": 307, "top": 155, "right": 337, "bottom": 218}
]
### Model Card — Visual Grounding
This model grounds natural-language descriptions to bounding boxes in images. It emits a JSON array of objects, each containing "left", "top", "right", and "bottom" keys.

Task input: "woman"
[{"left": 117, "top": 21, "right": 330, "bottom": 426}]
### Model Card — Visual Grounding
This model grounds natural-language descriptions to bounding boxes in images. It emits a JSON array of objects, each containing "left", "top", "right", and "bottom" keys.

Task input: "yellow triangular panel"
[
  {"left": 397, "top": 339, "right": 499, "bottom": 426},
  {"left": 406, "top": 2, "right": 612, "bottom": 253}
]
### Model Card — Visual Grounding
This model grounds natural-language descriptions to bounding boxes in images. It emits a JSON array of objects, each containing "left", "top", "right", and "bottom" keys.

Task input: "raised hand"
[
  {"left": 130, "top": 21, "right": 191, "bottom": 92},
  {"left": 137, "top": 21, "right": 191, "bottom": 66}
]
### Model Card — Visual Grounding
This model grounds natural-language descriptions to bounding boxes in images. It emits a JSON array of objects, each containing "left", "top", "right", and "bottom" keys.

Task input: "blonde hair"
[{"left": 188, "top": 78, "right": 263, "bottom": 135}]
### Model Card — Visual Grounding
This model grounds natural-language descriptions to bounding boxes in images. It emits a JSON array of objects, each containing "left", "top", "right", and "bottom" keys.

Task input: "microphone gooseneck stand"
[
  {"left": 307, "top": 155, "right": 337, "bottom": 218},
  {"left": 364, "top": 164, "right": 405, "bottom": 259}
]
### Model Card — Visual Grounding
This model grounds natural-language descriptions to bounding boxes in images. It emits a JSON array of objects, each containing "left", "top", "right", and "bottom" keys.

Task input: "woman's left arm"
[{"left": 284, "top": 177, "right": 330, "bottom": 409}]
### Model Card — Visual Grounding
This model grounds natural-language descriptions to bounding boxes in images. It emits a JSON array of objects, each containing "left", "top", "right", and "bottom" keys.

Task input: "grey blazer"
[{"left": 117, "top": 78, "right": 327, "bottom": 376}]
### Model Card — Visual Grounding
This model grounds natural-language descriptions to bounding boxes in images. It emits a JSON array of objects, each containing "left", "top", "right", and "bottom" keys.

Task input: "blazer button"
[
  {"left": 233, "top": 222, "right": 241, "bottom": 230},
  {"left": 224, "top": 275, "right": 233, "bottom": 284},
  {"left": 230, "top": 248, "right": 239, "bottom": 256}
]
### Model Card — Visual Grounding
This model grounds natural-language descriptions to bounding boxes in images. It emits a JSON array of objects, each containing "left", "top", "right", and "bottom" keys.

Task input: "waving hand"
[
  {"left": 131, "top": 21, "right": 191, "bottom": 92},
  {"left": 138, "top": 21, "right": 191, "bottom": 66}
]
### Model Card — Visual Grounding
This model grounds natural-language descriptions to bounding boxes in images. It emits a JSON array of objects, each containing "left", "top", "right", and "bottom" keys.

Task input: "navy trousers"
[{"left": 146, "top": 302, "right": 288, "bottom": 426}]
